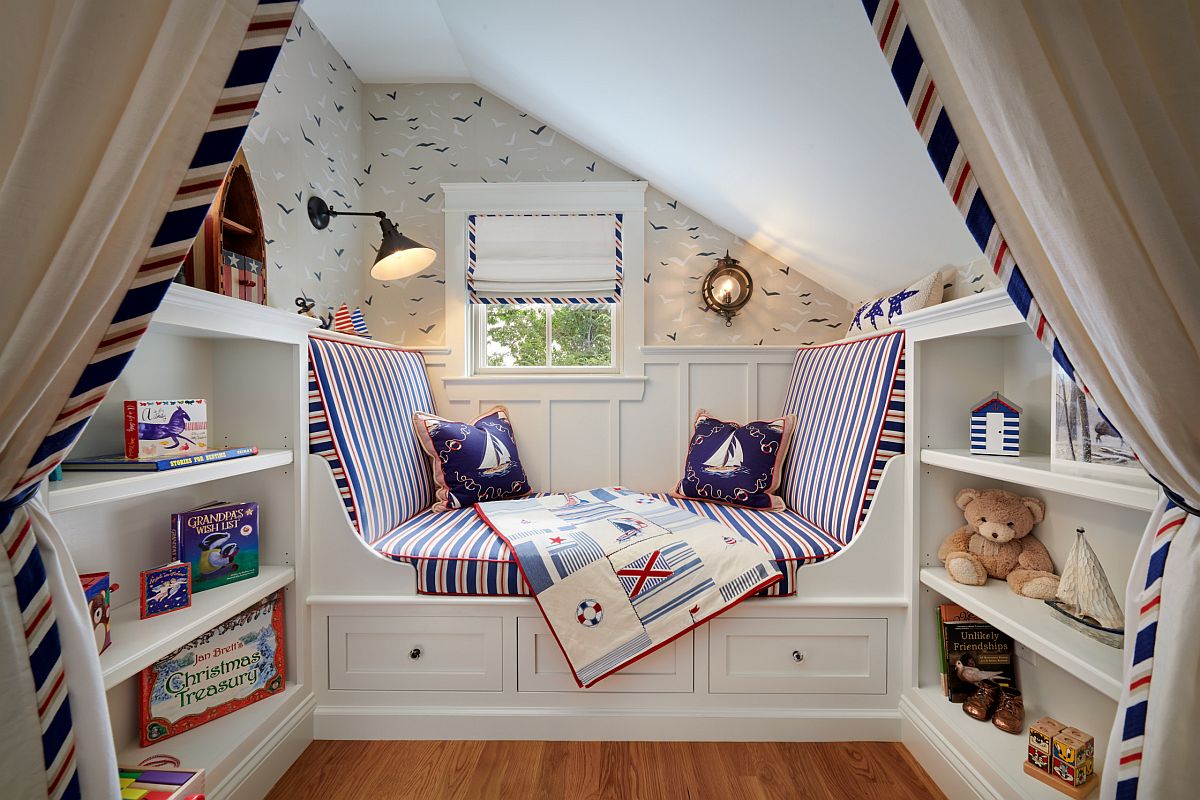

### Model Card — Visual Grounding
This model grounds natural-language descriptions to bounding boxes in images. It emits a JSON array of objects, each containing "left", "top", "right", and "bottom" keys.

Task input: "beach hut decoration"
[{"left": 970, "top": 392, "right": 1021, "bottom": 456}]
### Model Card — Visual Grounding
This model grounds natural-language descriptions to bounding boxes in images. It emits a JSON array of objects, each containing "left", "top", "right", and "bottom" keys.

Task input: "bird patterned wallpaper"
[
  {"left": 243, "top": 14, "right": 991, "bottom": 345},
  {"left": 358, "top": 84, "right": 855, "bottom": 346},
  {"left": 242, "top": 10, "right": 370, "bottom": 317}
]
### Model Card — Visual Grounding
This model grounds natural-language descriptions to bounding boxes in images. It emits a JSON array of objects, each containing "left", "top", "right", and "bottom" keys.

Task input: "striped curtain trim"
[
  {"left": 860, "top": 0, "right": 1086, "bottom": 404},
  {"left": 2, "top": 507, "right": 78, "bottom": 800},
  {"left": 0, "top": 4, "right": 295, "bottom": 797},
  {"left": 778, "top": 331, "right": 905, "bottom": 545},
  {"left": 1115, "top": 501, "right": 1187, "bottom": 799},
  {"left": 466, "top": 213, "right": 624, "bottom": 305},
  {"left": 308, "top": 333, "right": 436, "bottom": 544}
]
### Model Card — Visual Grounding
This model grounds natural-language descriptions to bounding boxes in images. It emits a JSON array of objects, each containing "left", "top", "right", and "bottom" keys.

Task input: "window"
[{"left": 475, "top": 304, "right": 617, "bottom": 372}]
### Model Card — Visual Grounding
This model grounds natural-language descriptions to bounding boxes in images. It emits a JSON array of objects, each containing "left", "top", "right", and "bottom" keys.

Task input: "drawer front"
[
  {"left": 328, "top": 615, "right": 503, "bottom": 691},
  {"left": 517, "top": 617, "right": 693, "bottom": 692},
  {"left": 708, "top": 617, "right": 887, "bottom": 694}
]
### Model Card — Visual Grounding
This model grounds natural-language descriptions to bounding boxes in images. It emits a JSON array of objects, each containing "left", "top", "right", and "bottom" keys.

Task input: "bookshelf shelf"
[
  {"left": 49, "top": 449, "right": 294, "bottom": 512},
  {"left": 101, "top": 565, "right": 294, "bottom": 689},
  {"left": 921, "top": 568, "right": 1122, "bottom": 700},
  {"left": 119, "top": 681, "right": 311, "bottom": 793},
  {"left": 905, "top": 686, "right": 1086, "bottom": 800},
  {"left": 921, "top": 448, "right": 1157, "bottom": 512}
]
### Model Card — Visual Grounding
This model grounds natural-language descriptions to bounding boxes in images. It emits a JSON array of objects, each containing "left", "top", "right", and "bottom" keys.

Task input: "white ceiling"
[{"left": 303, "top": 0, "right": 984, "bottom": 299}]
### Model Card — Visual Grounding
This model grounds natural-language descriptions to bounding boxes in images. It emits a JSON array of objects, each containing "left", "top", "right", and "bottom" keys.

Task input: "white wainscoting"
[{"left": 427, "top": 345, "right": 797, "bottom": 494}]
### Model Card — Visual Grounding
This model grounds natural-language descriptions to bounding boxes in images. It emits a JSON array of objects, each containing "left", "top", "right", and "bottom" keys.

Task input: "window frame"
[{"left": 472, "top": 303, "right": 621, "bottom": 375}]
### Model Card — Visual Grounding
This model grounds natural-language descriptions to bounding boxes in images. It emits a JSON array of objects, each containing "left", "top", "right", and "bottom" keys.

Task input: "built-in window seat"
[{"left": 306, "top": 330, "right": 905, "bottom": 598}]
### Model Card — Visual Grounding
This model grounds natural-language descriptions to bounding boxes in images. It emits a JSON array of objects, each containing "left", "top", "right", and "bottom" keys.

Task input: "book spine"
[
  {"left": 936, "top": 606, "right": 947, "bottom": 698},
  {"left": 156, "top": 446, "right": 259, "bottom": 471},
  {"left": 124, "top": 401, "right": 139, "bottom": 459},
  {"left": 170, "top": 513, "right": 181, "bottom": 562}
]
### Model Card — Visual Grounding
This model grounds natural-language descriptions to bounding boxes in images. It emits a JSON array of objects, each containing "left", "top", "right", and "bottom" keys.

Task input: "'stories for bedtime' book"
[
  {"left": 939, "top": 603, "right": 1017, "bottom": 702},
  {"left": 124, "top": 399, "right": 208, "bottom": 458},
  {"left": 171, "top": 500, "right": 259, "bottom": 593},
  {"left": 63, "top": 446, "right": 258, "bottom": 472}
]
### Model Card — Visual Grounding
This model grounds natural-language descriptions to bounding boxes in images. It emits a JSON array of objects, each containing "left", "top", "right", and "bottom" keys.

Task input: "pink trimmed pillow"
[
  {"left": 671, "top": 409, "right": 795, "bottom": 511},
  {"left": 413, "top": 405, "right": 532, "bottom": 511}
]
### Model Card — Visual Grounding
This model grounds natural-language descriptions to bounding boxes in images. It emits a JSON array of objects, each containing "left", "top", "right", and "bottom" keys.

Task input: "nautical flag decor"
[
  {"left": 476, "top": 488, "right": 781, "bottom": 687},
  {"left": 970, "top": 392, "right": 1021, "bottom": 456}
]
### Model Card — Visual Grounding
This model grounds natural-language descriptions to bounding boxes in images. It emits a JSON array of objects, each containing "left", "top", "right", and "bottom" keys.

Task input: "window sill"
[{"left": 442, "top": 373, "right": 647, "bottom": 402}]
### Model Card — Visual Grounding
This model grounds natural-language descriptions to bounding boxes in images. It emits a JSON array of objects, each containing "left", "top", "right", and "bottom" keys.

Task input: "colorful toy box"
[
  {"left": 80, "top": 571, "right": 114, "bottom": 655},
  {"left": 117, "top": 764, "right": 204, "bottom": 799},
  {"left": 1027, "top": 716, "right": 1066, "bottom": 773},
  {"left": 1052, "top": 727, "right": 1095, "bottom": 788}
]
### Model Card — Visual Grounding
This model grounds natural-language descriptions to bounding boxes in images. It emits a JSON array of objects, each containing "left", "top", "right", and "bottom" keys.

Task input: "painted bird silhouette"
[{"left": 954, "top": 653, "right": 1008, "bottom": 685}]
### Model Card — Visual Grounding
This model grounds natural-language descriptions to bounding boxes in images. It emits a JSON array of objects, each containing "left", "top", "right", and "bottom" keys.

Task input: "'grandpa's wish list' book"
[{"left": 171, "top": 500, "right": 259, "bottom": 593}]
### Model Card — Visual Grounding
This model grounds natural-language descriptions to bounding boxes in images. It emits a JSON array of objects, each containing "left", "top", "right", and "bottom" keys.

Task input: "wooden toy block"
[
  {"left": 1027, "top": 716, "right": 1066, "bottom": 773},
  {"left": 1052, "top": 727, "right": 1095, "bottom": 788},
  {"left": 1023, "top": 762, "right": 1098, "bottom": 798}
]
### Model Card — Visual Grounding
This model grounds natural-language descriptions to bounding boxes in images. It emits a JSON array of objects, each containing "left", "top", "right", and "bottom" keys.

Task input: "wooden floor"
[{"left": 267, "top": 740, "right": 946, "bottom": 800}]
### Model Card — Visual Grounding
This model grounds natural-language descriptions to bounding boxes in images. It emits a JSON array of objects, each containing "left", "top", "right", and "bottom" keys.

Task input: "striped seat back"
[
  {"left": 308, "top": 332, "right": 435, "bottom": 544},
  {"left": 778, "top": 331, "right": 905, "bottom": 545}
]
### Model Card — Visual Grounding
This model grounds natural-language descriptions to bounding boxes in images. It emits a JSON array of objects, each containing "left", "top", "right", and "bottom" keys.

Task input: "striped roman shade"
[
  {"left": 467, "top": 213, "right": 624, "bottom": 304},
  {"left": 778, "top": 331, "right": 906, "bottom": 545},
  {"left": 308, "top": 332, "right": 435, "bottom": 543}
]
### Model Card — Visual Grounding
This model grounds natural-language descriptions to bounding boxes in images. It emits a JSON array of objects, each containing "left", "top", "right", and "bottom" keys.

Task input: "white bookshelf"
[
  {"left": 920, "top": 448, "right": 1157, "bottom": 512},
  {"left": 53, "top": 283, "right": 316, "bottom": 799},
  {"left": 50, "top": 449, "right": 294, "bottom": 512},
  {"left": 101, "top": 566, "right": 294, "bottom": 689},
  {"left": 903, "top": 290, "right": 1146, "bottom": 800}
]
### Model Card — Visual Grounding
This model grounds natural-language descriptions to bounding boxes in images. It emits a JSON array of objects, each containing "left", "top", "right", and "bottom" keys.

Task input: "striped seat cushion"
[
  {"left": 370, "top": 494, "right": 846, "bottom": 596},
  {"left": 308, "top": 333, "right": 436, "bottom": 544},
  {"left": 778, "top": 331, "right": 906, "bottom": 546}
]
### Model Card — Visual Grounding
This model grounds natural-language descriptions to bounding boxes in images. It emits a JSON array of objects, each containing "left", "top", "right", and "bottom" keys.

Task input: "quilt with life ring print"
[{"left": 475, "top": 488, "right": 781, "bottom": 687}]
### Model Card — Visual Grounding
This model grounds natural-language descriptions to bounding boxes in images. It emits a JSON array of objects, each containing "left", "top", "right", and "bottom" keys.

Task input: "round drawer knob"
[
  {"left": 792, "top": 650, "right": 805, "bottom": 663},
  {"left": 409, "top": 647, "right": 422, "bottom": 660}
]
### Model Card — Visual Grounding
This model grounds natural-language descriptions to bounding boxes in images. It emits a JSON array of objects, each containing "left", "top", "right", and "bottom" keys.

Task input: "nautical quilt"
[{"left": 475, "top": 488, "right": 782, "bottom": 687}]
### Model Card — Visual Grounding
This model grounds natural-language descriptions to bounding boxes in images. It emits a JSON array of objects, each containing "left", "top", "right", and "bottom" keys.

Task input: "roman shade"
[{"left": 467, "top": 213, "right": 623, "bottom": 303}]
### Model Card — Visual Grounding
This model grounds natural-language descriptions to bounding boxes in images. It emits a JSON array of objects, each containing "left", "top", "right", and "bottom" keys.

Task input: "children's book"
[
  {"left": 125, "top": 399, "right": 208, "bottom": 458},
  {"left": 64, "top": 446, "right": 258, "bottom": 472},
  {"left": 939, "top": 603, "right": 1017, "bottom": 702},
  {"left": 139, "top": 590, "right": 285, "bottom": 745},
  {"left": 171, "top": 501, "right": 259, "bottom": 593},
  {"left": 140, "top": 562, "right": 192, "bottom": 619}
]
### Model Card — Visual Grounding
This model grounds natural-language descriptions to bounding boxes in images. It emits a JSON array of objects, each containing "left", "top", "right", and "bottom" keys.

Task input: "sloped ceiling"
[{"left": 303, "top": 0, "right": 984, "bottom": 300}]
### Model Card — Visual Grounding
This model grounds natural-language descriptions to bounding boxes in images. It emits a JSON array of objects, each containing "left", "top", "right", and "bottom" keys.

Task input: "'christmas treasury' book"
[{"left": 139, "top": 590, "right": 285, "bottom": 745}]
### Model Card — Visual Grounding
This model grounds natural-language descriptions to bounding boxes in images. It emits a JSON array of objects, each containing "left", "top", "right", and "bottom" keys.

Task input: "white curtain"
[
  {"left": 0, "top": 1, "right": 263, "bottom": 797},
  {"left": 902, "top": 1, "right": 1200, "bottom": 797},
  {"left": 472, "top": 214, "right": 618, "bottom": 299}
]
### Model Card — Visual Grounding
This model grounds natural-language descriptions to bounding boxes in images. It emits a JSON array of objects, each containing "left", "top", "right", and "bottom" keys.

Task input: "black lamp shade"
[{"left": 371, "top": 217, "right": 436, "bottom": 280}]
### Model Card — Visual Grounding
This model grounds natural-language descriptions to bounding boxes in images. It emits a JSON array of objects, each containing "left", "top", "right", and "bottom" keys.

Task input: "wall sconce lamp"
[
  {"left": 307, "top": 196, "right": 436, "bottom": 280},
  {"left": 701, "top": 251, "right": 753, "bottom": 326}
]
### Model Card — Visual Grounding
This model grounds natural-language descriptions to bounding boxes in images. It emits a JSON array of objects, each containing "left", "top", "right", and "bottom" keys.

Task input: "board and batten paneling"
[{"left": 429, "top": 346, "right": 797, "bottom": 494}]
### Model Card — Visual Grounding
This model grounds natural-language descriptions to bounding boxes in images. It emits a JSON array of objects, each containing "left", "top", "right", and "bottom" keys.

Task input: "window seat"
[{"left": 368, "top": 496, "right": 843, "bottom": 597}]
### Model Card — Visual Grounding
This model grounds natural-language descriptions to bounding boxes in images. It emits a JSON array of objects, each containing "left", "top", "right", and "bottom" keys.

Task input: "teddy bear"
[{"left": 938, "top": 488, "right": 1059, "bottom": 599}]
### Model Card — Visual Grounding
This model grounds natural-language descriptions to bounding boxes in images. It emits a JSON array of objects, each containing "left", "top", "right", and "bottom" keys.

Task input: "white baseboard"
[
  {"left": 219, "top": 693, "right": 316, "bottom": 800},
  {"left": 899, "top": 695, "right": 991, "bottom": 800},
  {"left": 314, "top": 705, "right": 901, "bottom": 742}
]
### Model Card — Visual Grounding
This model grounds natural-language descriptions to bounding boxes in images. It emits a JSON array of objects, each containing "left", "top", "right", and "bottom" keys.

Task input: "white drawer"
[
  {"left": 517, "top": 617, "right": 693, "bottom": 692},
  {"left": 708, "top": 617, "right": 887, "bottom": 694},
  {"left": 328, "top": 615, "right": 503, "bottom": 691}
]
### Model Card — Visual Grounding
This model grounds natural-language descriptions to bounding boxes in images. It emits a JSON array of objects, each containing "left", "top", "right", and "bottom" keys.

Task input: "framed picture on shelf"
[{"left": 1050, "top": 362, "right": 1143, "bottom": 480}]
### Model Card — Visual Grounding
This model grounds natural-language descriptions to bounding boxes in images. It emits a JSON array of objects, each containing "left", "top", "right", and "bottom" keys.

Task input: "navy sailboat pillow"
[
  {"left": 671, "top": 409, "right": 795, "bottom": 511},
  {"left": 413, "top": 405, "right": 532, "bottom": 511}
]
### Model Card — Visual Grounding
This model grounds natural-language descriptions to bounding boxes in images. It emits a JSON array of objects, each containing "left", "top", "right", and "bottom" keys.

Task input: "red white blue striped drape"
[
  {"left": 0, "top": 4, "right": 296, "bottom": 797},
  {"left": 859, "top": 3, "right": 1193, "bottom": 798}
]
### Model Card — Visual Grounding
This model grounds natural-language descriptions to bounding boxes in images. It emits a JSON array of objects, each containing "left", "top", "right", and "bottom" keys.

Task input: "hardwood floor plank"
[{"left": 266, "top": 740, "right": 947, "bottom": 800}]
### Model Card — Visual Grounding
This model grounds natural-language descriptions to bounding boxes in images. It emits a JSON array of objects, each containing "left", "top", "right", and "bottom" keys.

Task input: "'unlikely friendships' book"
[
  {"left": 171, "top": 500, "right": 259, "bottom": 593},
  {"left": 939, "top": 603, "right": 1017, "bottom": 702}
]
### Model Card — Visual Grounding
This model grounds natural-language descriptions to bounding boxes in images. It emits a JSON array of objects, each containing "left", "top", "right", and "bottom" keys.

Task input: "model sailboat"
[
  {"left": 703, "top": 432, "right": 744, "bottom": 474},
  {"left": 478, "top": 429, "right": 513, "bottom": 476},
  {"left": 1046, "top": 528, "right": 1124, "bottom": 648}
]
